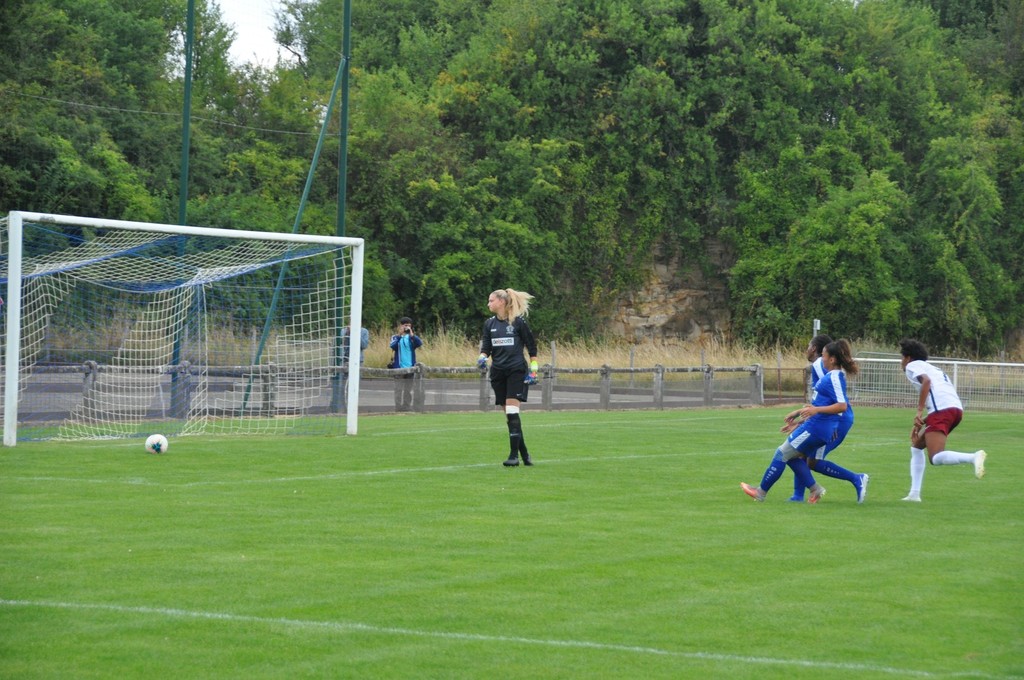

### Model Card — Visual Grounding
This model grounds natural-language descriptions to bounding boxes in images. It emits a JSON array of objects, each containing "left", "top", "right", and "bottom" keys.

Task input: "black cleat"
[
  {"left": 503, "top": 455, "right": 520, "bottom": 467},
  {"left": 521, "top": 453, "right": 533, "bottom": 466}
]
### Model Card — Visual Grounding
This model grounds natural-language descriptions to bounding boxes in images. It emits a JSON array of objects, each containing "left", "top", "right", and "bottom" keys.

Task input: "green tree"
[{"left": 2, "top": 0, "right": 1021, "bottom": 354}]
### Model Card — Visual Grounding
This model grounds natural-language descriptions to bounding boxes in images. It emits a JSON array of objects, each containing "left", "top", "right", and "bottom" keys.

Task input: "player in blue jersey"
[
  {"left": 784, "top": 334, "right": 833, "bottom": 501},
  {"left": 478, "top": 288, "right": 539, "bottom": 467},
  {"left": 741, "top": 339, "right": 869, "bottom": 503},
  {"left": 784, "top": 335, "right": 856, "bottom": 501}
]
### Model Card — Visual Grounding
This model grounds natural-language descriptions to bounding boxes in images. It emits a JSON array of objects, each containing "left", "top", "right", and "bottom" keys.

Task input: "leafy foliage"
[{"left": 0, "top": 0, "right": 1021, "bottom": 355}]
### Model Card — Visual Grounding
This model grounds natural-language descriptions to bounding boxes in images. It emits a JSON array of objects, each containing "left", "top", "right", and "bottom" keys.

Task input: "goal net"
[{"left": 2, "top": 211, "right": 364, "bottom": 445}]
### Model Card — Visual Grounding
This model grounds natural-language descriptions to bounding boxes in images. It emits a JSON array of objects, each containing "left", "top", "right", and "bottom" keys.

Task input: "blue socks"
[
  {"left": 760, "top": 449, "right": 818, "bottom": 496},
  {"left": 759, "top": 450, "right": 790, "bottom": 491},
  {"left": 792, "top": 472, "right": 807, "bottom": 499},
  {"left": 812, "top": 459, "right": 859, "bottom": 484},
  {"left": 787, "top": 457, "right": 816, "bottom": 489}
]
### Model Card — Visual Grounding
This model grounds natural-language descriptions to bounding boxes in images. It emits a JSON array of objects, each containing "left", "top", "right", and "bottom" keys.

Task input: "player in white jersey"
[{"left": 898, "top": 339, "right": 987, "bottom": 502}]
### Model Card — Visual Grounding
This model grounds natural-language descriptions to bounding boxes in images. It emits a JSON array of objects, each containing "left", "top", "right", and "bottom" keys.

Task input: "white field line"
[{"left": 0, "top": 599, "right": 1014, "bottom": 679}]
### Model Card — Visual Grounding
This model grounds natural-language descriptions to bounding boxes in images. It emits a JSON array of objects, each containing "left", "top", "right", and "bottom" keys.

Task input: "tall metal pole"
[
  {"left": 178, "top": 0, "right": 195, "bottom": 225},
  {"left": 337, "top": 0, "right": 352, "bottom": 239},
  {"left": 331, "top": 0, "right": 354, "bottom": 412},
  {"left": 172, "top": 0, "right": 196, "bottom": 415}
]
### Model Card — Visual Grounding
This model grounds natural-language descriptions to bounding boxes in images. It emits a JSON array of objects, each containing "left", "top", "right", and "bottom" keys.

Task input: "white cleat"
[
  {"left": 856, "top": 474, "right": 869, "bottom": 504},
  {"left": 901, "top": 494, "right": 922, "bottom": 502},
  {"left": 973, "top": 450, "right": 987, "bottom": 479}
]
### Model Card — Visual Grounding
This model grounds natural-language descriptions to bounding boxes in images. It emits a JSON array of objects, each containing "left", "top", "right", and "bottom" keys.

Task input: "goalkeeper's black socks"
[
  {"left": 506, "top": 413, "right": 534, "bottom": 466},
  {"left": 504, "top": 413, "right": 534, "bottom": 466},
  {"left": 506, "top": 413, "right": 522, "bottom": 460},
  {"left": 518, "top": 433, "right": 531, "bottom": 464}
]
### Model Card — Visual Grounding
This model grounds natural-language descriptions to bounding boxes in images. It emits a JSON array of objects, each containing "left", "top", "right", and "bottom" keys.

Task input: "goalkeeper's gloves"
[
  {"left": 477, "top": 354, "right": 488, "bottom": 368},
  {"left": 524, "top": 360, "right": 539, "bottom": 385}
]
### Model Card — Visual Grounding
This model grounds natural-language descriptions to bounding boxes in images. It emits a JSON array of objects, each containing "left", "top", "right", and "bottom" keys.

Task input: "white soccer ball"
[{"left": 145, "top": 434, "right": 169, "bottom": 455}]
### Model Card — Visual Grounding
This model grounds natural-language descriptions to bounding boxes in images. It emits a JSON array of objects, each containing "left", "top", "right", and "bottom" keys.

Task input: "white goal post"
[{"left": 2, "top": 211, "right": 364, "bottom": 445}]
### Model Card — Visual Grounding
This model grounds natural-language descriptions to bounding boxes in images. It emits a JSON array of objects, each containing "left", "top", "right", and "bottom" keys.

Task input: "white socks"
[
  {"left": 907, "top": 447, "right": 982, "bottom": 501},
  {"left": 931, "top": 450, "right": 976, "bottom": 465},
  {"left": 909, "top": 447, "right": 926, "bottom": 496}
]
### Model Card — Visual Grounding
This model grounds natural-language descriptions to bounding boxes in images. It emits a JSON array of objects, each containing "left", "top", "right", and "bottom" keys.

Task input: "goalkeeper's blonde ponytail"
[{"left": 491, "top": 288, "right": 534, "bottom": 321}]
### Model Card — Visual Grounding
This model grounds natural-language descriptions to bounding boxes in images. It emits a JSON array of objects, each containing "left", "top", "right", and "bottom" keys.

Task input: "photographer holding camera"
[{"left": 389, "top": 316, "right": 423, "bottom": 411}]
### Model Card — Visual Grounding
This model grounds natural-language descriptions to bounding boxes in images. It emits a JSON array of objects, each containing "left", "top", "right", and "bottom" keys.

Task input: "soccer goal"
[{"left": 1, "top": 211, "right": 364, "bottom": 445}]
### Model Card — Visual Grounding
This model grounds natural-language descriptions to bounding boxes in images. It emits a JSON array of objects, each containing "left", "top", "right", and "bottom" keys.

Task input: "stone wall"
[{"left": 611, "top": 240, "right": 732, "bottom": 343}]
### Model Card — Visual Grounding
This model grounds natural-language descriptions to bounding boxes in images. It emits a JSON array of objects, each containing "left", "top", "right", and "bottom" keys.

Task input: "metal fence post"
[
  {"left": 78, "top": 361, "right": 98, "bottom": 420},
  {"left": 413, "top": 363, "right": 426, "bottom": 412},
  {"left": 172, "top": 361, "right": 192, "bottom": 418},
  {"left": 479, "top": 367, "right": 490, "bottom": 411},
  {"left": 82, "top": 360, "right": 97, "bottom": 397},
  {"left": 542, "top": 364, "right": 553, "bottom": 410},
  {"left": 600, "top": 365, "right": 611, "bottom": 409},
  {"left": 264, "top": 363, "right": 275, "bottom": 413},
  {"left": 654, "top": 364, "right": 664, "bottom": 409},
  {"left": 703, "top": 365, "right": 713, "bottom": 407}
]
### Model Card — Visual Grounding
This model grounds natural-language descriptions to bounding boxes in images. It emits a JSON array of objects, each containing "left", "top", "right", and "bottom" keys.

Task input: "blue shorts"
[
  {"left": 811, "top": 408, "right": 854, "bottom": 459},
  {"left": 815, "top": 417, "right": 852, "bottom": 458},
  {"left": 787, "top": 418, "right": 837, "bottom": 457}
]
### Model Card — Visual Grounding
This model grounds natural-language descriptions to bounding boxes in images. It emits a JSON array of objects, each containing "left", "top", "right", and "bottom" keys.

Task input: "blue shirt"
[
  {"left": 810, "top": 357, "right": 826, "bottom": 395},
  {"left": 810, "top": 370, "right": 847, "bottom": 420},
  {"left": 398, "top": 336, "right": 414, "bottom": 368},
  {"left": 788, "top": 369, "right": 848, "bottom": 454},
  {"left": 342, "top": 327, "right": 370, "bottom": 365},
  {"left": 389, "top": 332, "right": 422, "bottom": 368},
  {"left": 810, "top": 361, "right": 854, "bottom": 428}
]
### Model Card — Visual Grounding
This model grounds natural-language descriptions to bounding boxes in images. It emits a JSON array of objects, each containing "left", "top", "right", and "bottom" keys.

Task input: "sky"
[{"left": 216, "top": 0, "right": 283, "bottom": 66}]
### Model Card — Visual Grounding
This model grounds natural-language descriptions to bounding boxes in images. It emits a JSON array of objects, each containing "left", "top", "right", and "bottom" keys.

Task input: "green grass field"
[{"left": 1, "top": 407, "right": 1021, "bottom": 679}]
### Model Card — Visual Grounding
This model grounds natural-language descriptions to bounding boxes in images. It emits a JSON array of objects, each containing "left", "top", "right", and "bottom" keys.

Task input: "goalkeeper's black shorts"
[{"left": 489, "top": 365, "right": 529, "bottom": 405}]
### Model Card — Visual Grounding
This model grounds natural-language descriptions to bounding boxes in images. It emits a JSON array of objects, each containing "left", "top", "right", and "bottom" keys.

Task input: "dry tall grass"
[{"left": 365, "top": 326, "right": 824, "bottom": 370}]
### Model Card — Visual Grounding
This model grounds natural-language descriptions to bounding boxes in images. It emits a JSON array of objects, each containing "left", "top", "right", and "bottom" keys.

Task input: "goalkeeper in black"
[{"left": 478, "top": 288, "right": 539, "bottom": 467}]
